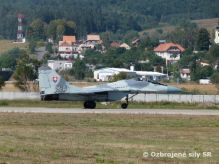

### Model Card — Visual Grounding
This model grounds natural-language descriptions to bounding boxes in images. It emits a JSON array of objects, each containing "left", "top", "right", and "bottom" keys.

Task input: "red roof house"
[{"left": 154, "top": 43, "right": 185, "bottom": 62}]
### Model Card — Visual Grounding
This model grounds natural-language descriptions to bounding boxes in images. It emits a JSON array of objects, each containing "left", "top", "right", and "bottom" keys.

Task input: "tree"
[
  {"left": 47, "top": 19, "right": 76, "bottom": 42},
  {"left": 28, "top": 41, "right": 37, "bottom": 53},
  {"left": 65, "top": 20, "right": 77, "bottom": 35},
  {"left": 167, "top": 21, "right": 198, "bottom": 49},
  {"left": 110, "top": 72, "right": 128, "bottom": 82},
  {"left": 14, "top": 52, "right": 40, "bottom": 91},
  {"left": 0, "top": 48, "right": 23, "bottom": 70},
  {"left": 28, "top": 19, "right": 46, "bottom": 41},
  {"left": 56, "top": 24, "right": 65, "bottom": 42},
  {"left": 1, "top": 0, "right": 219, "bottom": 39},
  {"left": 210, "top": 72, "right": 219, "bottom": 93},
  {"left": 0, "top": 76, "right": 5, "bottom": 90},
  {"left": 191, "top": 64, "right": 213, "bottom": 82},
  {"left": 71, "top": 59, "right": 86, "bottom": 80},
  {"left": 46, "top": 43, "right": 53, "bottom": 54},
  {"left": 209, "top": 44, "right": 219, "bottom": 66},
  {"left": 196, "top": 28, "right": 210, "bottom": 51}
]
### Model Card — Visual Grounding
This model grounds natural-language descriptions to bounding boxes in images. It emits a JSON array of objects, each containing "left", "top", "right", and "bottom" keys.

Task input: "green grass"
[
  {"left": 0, "top": 100, "right": 219, "bottom": 109},
  {"left": 0, "top": 113, "right": 218, "bottom": 163}
]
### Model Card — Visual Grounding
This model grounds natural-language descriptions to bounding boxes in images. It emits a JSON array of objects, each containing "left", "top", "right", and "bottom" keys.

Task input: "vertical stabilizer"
[{"left": 38, "top": 66, "right": 79, "bottom": 95}]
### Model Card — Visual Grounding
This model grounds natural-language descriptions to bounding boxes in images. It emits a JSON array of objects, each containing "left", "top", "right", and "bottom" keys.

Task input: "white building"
[
  {"left": 214, "top": 24, "right": 219, "bottom": 44},
  {"left": 93, "top": 68, "right": 135, "bottom": 81},
  {"left": 58, "top": 35, "right": 77, "bottom": 59},
  {"left": 48, "top": 60, "right": 73, "bottom": 70},
  {"left": 154, "top": 43, "right": 185, "bottom": 62},
  {"left": 199, "top": 79, "right": 211, "bottom": 85},
  {"left": 180, "top": 68, "right": 191, "bottom": 81},
  {"left": 93, "top": 67, "right": 167, "bottom": 82},
  {"left": 135, "top": 71, "right": 167, "bottom": 81},
  {"left": 120, "top": 43, "right": 131, "bottom": 50}
]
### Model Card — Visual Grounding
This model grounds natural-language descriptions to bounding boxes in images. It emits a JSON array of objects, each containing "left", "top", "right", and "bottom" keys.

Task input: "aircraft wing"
[{"left": 69, "top": 86, "right": 117, "bottom": 95}]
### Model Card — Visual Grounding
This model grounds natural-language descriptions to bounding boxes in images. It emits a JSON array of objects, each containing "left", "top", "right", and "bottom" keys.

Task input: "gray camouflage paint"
[{"left": 38, "top": 66, "right": 181, "bottom": 101}]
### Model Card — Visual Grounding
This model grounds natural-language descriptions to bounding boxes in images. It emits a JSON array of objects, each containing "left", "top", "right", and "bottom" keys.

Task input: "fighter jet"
[{"left": 38, "top": 66, "right": 182, "bottom": 109}]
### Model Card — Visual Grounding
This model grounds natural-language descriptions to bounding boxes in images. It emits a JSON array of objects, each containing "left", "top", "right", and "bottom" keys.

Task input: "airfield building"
[{"left": 94, "top": 67, "right": 167, "bottom": 82}]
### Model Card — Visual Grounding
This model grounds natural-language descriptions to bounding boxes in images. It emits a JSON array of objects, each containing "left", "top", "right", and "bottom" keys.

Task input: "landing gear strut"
[
  {"left": 121, "top": 95, "right": 129, "bottom": 109},
  {"left": 84, "top": 101, "right": 96, "bottom": 109}
]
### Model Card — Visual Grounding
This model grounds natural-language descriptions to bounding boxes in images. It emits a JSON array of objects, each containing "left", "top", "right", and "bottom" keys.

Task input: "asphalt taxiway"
[{"left": 0, "top": 107, "right": 219, "bottom": 116}]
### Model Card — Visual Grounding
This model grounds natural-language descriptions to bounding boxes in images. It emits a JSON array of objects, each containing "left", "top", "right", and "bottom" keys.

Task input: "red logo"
[{"left": 52, "top": 76, "right": 59, "bottom": 83}]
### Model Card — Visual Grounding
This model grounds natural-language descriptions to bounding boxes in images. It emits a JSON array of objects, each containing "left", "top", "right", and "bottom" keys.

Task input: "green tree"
[
  {"left": 56, "top": 24, "right": 65, "bottom": 42},
  {"left": 167, "top": 21, "right": 198, "bottom": 49},
  {"left": 0, "top": 48, "right": 23, "bottom": 70},
  {"left": 28, "top": 41, "right": 37, "bottom": 53},
  {"left": 46, "top": 43, "right": 53, "bottom": 53},
  {"left": 71, "top": 59, "right": 86, "bottom": 80},
  {"left": 28, "top": 19, "right": 46, "bottom": 41},
  {"left": 1, "top": 0, "right": 219, "bottom": 39},
  {"left": 191, "top": 64, "right": 213, "bottom": 82},
  {"left": 209, "top": 44, "right": 219, "bottom": 66},
  {"left": 0, "top": 76, "right": 5, "bottom": 90},
  {"left": 210, "top": 72, "right": 219, "bottom": 93},
  {"left": 110, "top": 72, "right": 127, "bottom": 82},
  {"left": 47, "top": 19, "right": 76, "bottom": 42},
  {"left": 65, "top": 20, "right": 77, "bottom": 35},
  {"left": 14, "top": 52, "right": 40, "bottom": 91},
  {"left": 196, "top": 28, "right": 210, "bottom": 51}
]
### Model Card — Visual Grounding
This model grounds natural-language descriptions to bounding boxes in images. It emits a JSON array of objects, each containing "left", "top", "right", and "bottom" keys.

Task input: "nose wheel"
[
  {"left": 121, "top": 95, "right": 129, "bottom": 109},
  {"left": 84, "top": 101, "right": 96, "bottom": 109}
]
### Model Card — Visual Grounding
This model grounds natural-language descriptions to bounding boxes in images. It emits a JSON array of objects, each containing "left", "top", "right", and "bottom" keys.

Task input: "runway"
[{"left": 0, "top": 107, "right": 219, "bottom": 116}]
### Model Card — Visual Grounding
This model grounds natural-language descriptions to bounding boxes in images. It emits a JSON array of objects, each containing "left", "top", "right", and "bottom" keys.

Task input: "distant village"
[{"left": 1, "top": 14, "right": 219, "bottom": 88}]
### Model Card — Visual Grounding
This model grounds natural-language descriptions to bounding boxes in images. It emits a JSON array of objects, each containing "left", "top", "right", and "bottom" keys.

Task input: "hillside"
[
  {"left": 193, "top": 18, "right": 219, "bottom": 31},
  {"left": 140, "top": 18, "right": 219, "bottom": 38},
  {"left": 0, "top": 0, "right": 219, "bottom": 39},
  {"left": 0, "top": 40, "right": 27, "bottom": 54}
]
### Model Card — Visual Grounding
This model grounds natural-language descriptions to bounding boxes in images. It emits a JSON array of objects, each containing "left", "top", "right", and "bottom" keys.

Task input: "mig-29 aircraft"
[{"left": 38, "top": 66, "right": 182, "bottom": 109}]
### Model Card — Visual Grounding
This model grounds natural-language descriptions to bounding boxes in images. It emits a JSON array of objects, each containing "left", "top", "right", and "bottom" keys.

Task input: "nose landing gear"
[{"left": 121, "top": 95, "right": 129, "bottom": 109}]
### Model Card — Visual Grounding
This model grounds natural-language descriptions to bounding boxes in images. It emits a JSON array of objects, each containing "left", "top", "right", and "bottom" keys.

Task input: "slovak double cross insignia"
[{"left": 52, "top": 76, "right": 59, "bottom": 83}]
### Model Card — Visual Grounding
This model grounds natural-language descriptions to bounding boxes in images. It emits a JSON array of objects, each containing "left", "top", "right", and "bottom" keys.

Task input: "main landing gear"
[
  {"left": 121, "top": 95, "right": 129, "bottom": 109},
  {"left": 84, "top": 101, "right": 96, "bottom": 109}
]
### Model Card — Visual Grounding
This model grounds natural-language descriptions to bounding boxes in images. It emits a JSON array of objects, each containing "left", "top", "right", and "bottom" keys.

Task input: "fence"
[
  {"left": 0, "top": 92, "right": 219, "bottom": 103},
  {"left": 131, "top": 94, "right": 219, "bottom": 103},
  {"left": 0, "top": 92, "right": 40, "bottom": 100}
]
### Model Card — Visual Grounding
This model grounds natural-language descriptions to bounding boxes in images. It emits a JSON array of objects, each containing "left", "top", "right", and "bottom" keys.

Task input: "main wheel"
[
  {"left": 121, "top": 103, "right": 128, "bottom": 109},
  {"left": 84, "top": 101, "right": 96, "bottom": 109}
]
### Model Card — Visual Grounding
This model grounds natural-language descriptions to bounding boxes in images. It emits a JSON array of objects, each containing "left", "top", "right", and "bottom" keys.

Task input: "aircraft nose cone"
[{"left": 167, "top": 86, "right": 182, "bottom": 93}]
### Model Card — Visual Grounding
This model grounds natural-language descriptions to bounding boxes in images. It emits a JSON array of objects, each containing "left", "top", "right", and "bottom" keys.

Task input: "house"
[
  {"left": 48, "top": 60, "right": 73, "bottom": 70},
  {"left": 180, "top": 68, "right": 191, "bottom": 81},
  {"left": 110, "top": 41, "right": 121, "bottom": 48},
  {"left": 132, "top": 38, "right": 140, "bottom": 46},
  {"left": 154, "top": 43, "right": 185, "bottom": 62},
  {"left": 77, "top": 34, "right": 103, "bottom": 52},
  {"left": 63, "top": 36, "right": 76, "bottom": 44},
  {"left": 58, "top": 35, "right": 77, "bottom": 59},
  {"left": 86, "top": 34, "right": 102, "bottom": 44},
  {"left": 120, "top": 43, "right": 131, "bottom": 50},
  {"left": 87, "top": 34, "right": 102, "bottom": 44}
]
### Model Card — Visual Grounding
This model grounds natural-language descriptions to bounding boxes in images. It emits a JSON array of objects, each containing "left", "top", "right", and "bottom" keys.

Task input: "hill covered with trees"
[{"left": 0, "top": 0, "right": 219, "bottom": 39}]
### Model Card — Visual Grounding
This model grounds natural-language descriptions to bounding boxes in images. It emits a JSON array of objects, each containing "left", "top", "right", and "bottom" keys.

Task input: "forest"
[{"left": 0, "top": 0, "right": 219, "bottom": 39}]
